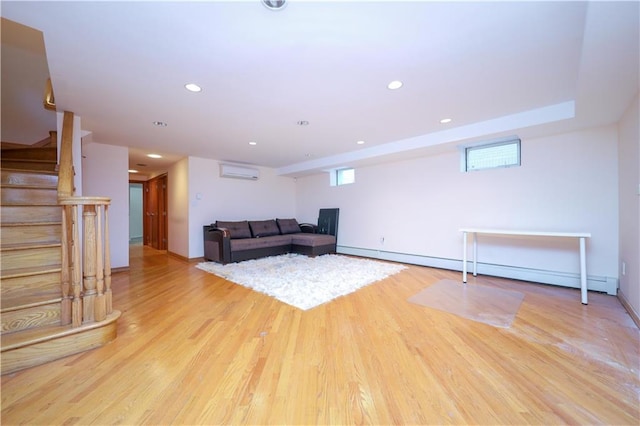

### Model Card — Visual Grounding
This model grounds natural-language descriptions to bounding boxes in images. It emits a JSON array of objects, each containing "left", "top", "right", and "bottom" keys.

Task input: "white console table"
[{"left": 460, "top": 228, "right": 592, "bottom": 304}]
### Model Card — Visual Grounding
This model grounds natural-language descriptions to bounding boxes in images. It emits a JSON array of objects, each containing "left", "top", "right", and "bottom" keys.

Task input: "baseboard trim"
[
  {"left": 617, "top": 291, "right": 640, "bottom": 329},
  {"left": 337, "top": 245, "right": 618, "bottom": 295},
  {"left": 168, "top": 251, "right": 204, "bottom": 263},
  {"left": 167, "top": 251, "right": 189, "bottom": 262}
]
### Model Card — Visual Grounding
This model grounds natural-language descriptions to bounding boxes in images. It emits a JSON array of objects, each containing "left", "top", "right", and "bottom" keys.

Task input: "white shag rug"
[{"left": 196, "top": 253, "right": 406, "bottom": 310}]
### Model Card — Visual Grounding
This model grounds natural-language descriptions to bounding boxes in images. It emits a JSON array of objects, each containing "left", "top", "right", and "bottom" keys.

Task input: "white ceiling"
[{"left": 1, "top": 1, "right": 638, "bottom": 179}]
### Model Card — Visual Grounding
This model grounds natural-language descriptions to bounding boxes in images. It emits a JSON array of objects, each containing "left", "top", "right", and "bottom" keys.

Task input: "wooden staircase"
[{"left": 1, "top": 144, "right": 120, "bottom": 375}]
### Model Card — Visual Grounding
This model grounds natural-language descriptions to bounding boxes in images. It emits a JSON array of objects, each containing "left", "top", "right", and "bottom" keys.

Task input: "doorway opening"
[
  {"left": 129, "top": 182, "right": 143, "bottom": 244},
  {"left": 143, "top": 174, "right": 168, "bottom": 250},
  {"left": 129, "top": 174, "right": 168, "bottom": 250}
]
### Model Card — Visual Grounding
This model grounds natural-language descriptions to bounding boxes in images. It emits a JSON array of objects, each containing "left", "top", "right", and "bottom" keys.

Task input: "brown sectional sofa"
[{"left": 203, "top": 218, "right": 336, "bottom": 264}]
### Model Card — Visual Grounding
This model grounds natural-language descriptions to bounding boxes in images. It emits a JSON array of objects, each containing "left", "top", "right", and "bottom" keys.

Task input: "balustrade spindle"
[
  {"left": 82, "top": 206, "right": 97, "bottom": 323},
  {"left": 71, "top": 205, "right": 82, "bottom": 327},
  {"left": 60, "top": 206, "right": 71, "bottom": 325},
  {"left": 104, "top": 206, "right": 112, "bottom": 314},
  {"left": 94, "top": 205, "right": 106, "bottom": 322}
]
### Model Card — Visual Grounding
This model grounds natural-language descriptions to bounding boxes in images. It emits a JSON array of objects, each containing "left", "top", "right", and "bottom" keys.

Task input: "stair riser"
[
  {"left": 1, "top": 312, "right": 120, "bottom": 375},
  {"left": 1, "top": 246, "right": 61, "bottom": 270},
  {"left": 1, "top": 224, "right": 61, "bottom": 246},
  {"left": 3, "top": 224, "right": 61, "bottom": 243},
  {"left": 1, "top": 170, "right": 58, "bottom": 186},
  {"left": 0, "top": 205, "right": 62, "bottom": 224},
  {"left": 1, "top": 303, "right": 61, "bottom": 334},
  {"left": 1, "top": 272, "right": 61, "bottom": 310},
  {"left": 1, "top": 187, "right": 57, "bottom": 204},
  {"left": 0, "top": 160, "right": 57, "bottom": 172},
  {"left": 0, "top": 148, "right": 57, "bottom": 161}
]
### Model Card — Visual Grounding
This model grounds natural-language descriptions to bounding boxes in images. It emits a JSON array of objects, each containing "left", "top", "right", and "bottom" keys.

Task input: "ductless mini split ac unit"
[{"left": 219, "top": 163, "right": 259, "bottom": 180}]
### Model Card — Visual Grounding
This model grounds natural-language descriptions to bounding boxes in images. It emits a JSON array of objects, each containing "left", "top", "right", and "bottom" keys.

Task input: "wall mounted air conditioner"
[{"left": 219, "top": 163, "right": 259, "bottom": 180}]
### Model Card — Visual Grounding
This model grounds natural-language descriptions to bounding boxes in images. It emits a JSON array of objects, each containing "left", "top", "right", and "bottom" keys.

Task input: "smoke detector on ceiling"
[{"left": 262, "top": 0, "right": 287, "bottom": 11}]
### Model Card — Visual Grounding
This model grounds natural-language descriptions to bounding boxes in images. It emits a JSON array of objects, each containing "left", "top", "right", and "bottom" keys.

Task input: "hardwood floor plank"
[{"left": 1, "top": 244, "right": 638, "bottom": 425}]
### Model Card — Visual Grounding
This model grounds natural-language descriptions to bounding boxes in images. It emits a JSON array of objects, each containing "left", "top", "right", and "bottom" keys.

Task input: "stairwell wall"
[{"left": 81, "top": 142, "right": 130, "bottom": 269}]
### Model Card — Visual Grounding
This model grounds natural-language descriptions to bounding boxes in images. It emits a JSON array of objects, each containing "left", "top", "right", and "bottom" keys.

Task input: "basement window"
[
  {"left": 464, "top": 138, "right": 521, "bottom": 172},
  {"left": 330, "top": 168, "right": 355, "bottom": 186}
]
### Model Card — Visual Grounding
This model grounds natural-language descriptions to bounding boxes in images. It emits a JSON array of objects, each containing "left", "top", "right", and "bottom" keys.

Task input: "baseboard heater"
[
  {"left": 336, "top": 245, "right": 617, "bottom": 295},
  {"left": 219, "top": 163, "right": 259, "bottom": 180}
]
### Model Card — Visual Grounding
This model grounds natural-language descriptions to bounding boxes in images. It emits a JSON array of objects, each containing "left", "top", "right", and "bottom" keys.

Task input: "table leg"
[
  {"left": 472, "top": 232, "right": 477, "bottom": 277},
  {"left": 580, "top": 237, "right": 588, "bottom": 305},
  {"left": 462, "top": 232, "right": 467, "bottom": 283}
]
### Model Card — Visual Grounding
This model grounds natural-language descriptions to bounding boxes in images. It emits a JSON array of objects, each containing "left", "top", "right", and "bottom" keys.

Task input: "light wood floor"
[{"left": 2, "top": 244, "right": 639, "bottom": 425}]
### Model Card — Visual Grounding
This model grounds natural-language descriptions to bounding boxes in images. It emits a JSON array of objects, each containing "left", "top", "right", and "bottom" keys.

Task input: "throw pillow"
[
  {"left": 276, "top": 218, "right": 301, "bottom": 234},
  {"left": 249, "top": 220, "right": 280, "bottom": 238},
  {"left": 215, "top": 221, "right": 252, "bottom": 239}
]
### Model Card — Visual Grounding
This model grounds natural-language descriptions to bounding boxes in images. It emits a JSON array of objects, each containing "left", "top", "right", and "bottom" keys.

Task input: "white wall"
[
  {"left": 296, "top": 125, "right": 619, "bottom": 293},
  {"left": 185, "top": 157, "right": 296, "bottom": 259},
  {"left": 168, "top": 157, "right": 190, "bottom": 258},
  {"left": 618, "top": 93, "right": 639, "bottom": 316},
  {"left": 81, "top": 142, "right": 130, "bottom": 269}
]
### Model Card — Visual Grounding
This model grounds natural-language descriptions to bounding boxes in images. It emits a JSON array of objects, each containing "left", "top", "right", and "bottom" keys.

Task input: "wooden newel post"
[{"left": 82, "top": 205, "right": 97, "bottom": 323}]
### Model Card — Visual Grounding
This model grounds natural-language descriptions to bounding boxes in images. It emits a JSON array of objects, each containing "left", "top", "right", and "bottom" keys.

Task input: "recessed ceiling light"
[
  {"left": 147, "top": 154, "right": 162, "bottom": 159},
  {"left": 262, "top": 0, "right": 287, "bottom": 11},
  {"left": 440, "top": 118, "right": 452, "bottom": 124},
  {"left": 297, "top": 120, "right": 309, "bottom": 126},
  {"left": 185, "top": 83, "right": 202, "bottom": 92},
  {"left": 128, "top": 169, "right": 138, "bottom": 173},
  {"left": 249, "top": 141, "right": 257, "bottom": 146},
  {"left": 152, "top": 121, "right": 167, "bottom": 127},
  {"left": 356, "top": 140, "right": 365, "bottom": 145},
  {"left": 387, "top": 80, "right": 403, "bottom": 90}
]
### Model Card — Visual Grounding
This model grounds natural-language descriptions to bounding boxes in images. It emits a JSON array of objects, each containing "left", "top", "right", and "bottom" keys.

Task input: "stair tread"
[
  {"left": 1, "top": 311, "right": 121, "bottom": 351},
  {"left": 0, "top": 265, "right": 62, "bottom": 279},
  {"left": 1, "top": 183, "right": 57, "bottom": 189},
  {"left": 1, "top": 221, "right": 62, "bottom": 227},
  {"left": 1, "top": 158, "right": 56, "bottom": 163},
  {"left": 0, "top": 241, "right": 61, "bottom": 251},
  {"left": 0, "top": 201, "right": 59, "bottom": 206}
]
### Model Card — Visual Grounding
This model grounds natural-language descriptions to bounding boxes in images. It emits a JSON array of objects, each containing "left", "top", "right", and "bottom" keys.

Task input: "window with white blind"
[{"left": 464, "top": 138, "right": 521, "bottom": 172}]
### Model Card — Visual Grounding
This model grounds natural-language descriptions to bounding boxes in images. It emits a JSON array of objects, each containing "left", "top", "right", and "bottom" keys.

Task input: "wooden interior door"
[{"left": 144, "top": 174, "right": 168, "bottom": 250}]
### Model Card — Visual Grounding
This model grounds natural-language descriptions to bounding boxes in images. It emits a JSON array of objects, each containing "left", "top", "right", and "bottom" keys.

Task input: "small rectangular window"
[
  {"left": 330, "top": 168, "right": 355, "bottom": 186},
  {"left": 337, "top": 168, "right": 355, "bottom": 185},
  {"left": 465, "top": 138, "right": 520, "bottom": 172}
]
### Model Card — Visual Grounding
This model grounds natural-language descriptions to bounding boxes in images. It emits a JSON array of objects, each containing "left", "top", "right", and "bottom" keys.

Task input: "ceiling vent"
[
  {"left": 262, "top": 0, "right": 287, "bottom": 11},
  {"left": 219, "top": 163, "right": 259, "bottom": 180}
]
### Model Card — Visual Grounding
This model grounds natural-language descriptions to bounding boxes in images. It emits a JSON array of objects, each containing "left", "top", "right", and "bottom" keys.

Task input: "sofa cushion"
[
  {"left": 215, "top": 220, "right": 252, "bottom": 239},
  {"left": 276, "top": 218, "right": 301, "bottom": 235},
  {"left": 290, "top": 233, "right": 336, "bottom": 247},
  {"left": 231, "top": 234, "right": 292, "bottom": 250},
  {"left": 249, "top": 220, "right": 280, "bottom": 238}
]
